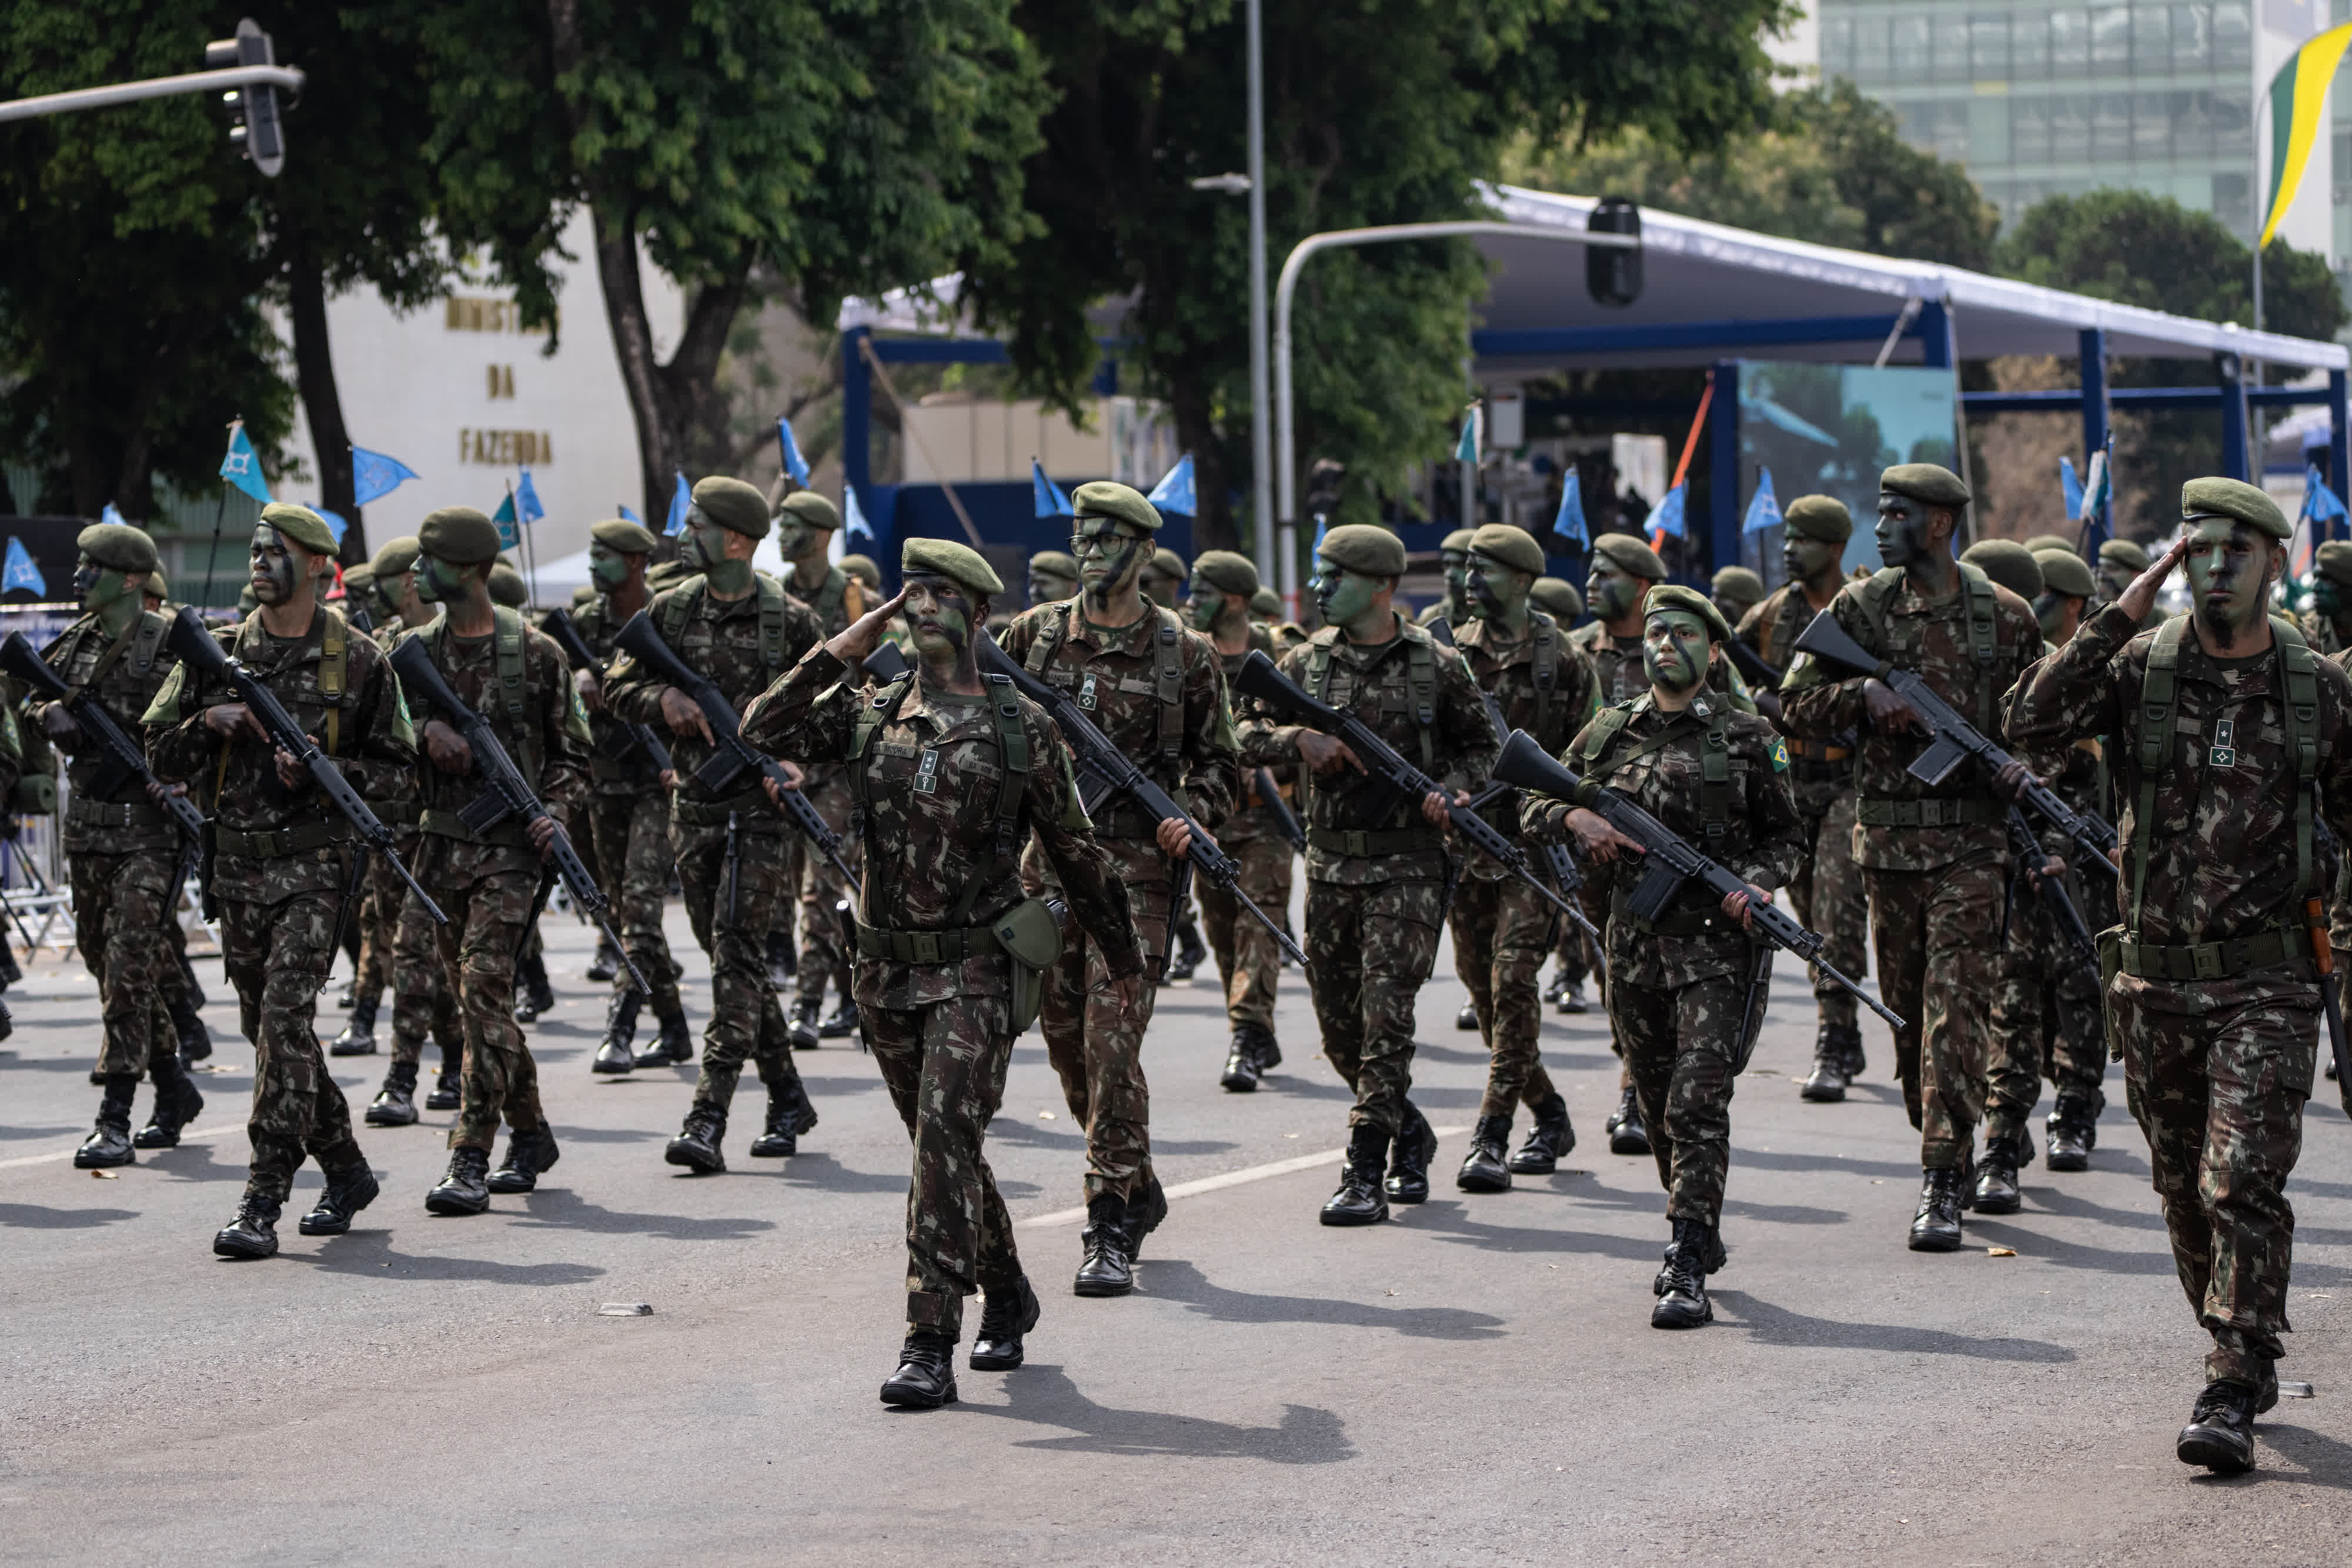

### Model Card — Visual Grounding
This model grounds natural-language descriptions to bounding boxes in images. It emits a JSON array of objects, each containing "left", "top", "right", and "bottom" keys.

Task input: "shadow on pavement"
[
  {"left": 2240, "top": 1422, "right": 2352, "bottom": 1493},
  {"left": 1140, "top": 1257, "right": 1506, "bottom": 1340},
  {"left": 0, "top": 1202, "right": 140, "bottom": 1229},
  {"left": 302, "top": 1228, "right": 605, "bottom": 1284},
  {"left": 961, "top": 1363, "right": 1355, "bottom": 1463},
  {"left": 1, "top": 1122, "right": 79, "bottom": 1141},
  {"left": 1712, "top": 1289, "right": 2075, "bottom": 1362},
  {"left": 763, "top": 1151, "right": 914, "bottom": 1195},
  {"left": 498, "top": 1186, "right": 777, "bottom": 1241}
]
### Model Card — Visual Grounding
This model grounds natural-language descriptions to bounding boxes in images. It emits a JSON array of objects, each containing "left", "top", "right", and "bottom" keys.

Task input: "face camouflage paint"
[
  {"left": 249, "top": 525, "right": 298, "bottom": 606},
  {"left": 1642, "top": 609, "right": 1711, "bottom": 692}
]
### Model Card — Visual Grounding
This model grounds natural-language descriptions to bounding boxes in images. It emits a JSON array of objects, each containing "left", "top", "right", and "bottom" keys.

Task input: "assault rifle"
[
  {"left": 540, "top": 608, "right": 673, "bottom": 774},
  {"left": 387, "top": 637, "right": 647, "bottom": 995},
  {"left": 1792, "top": 609, "right": 2119, "bottom": 869},
  {"left": 2003, "top": 806, "right": 2099, "bottom": 975},
  {"left": 612, "top": 609, "right": 860, "bottom": 894},
  {"left": 1255, "top": 767, "right": 1306, "bottom": 852},
  {"left": 1491, "top": 727, "right": 1903, "bottom": 1031},
  {"left": 977, "top": 634, "right": 1305, "bottom": 968}
]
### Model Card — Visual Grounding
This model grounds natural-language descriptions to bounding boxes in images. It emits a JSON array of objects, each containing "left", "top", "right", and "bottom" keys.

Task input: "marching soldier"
[
  {"left": 742, "top": 539, "right": 1141, "bottom": 1409},
  {"left": 1447, "top": 524, "right": 1596, "bottom": 1190},
  {"left": 1137, "top": 543, "right": 1210, "bottom": 984},
  {"left": 1524, "top": 584, "right": 1802, "bottom": 1327},
  {"left": 2007, "top": 478, "right": 2352, "bottom": 1474},
  {"left": 2093, "top": 537, "right": 2147, "bottom": 610},
  {"left": 1708, "top": 565, "right": 1764, "bottom": 630},
  {"left": 1780, "top": 465, "right": 2047, "bottom": 1253},
  {"left": 146, "top": 503, "right": 415, "bottom": 1258},
  {"left": 1027, "top": 550, "right": 1079, "bottom": 610},
  {"left": 1528, "top": 575, "right": 1593, "bottom": 1015},
  {"left": 1237, "top": 524, "right": 1495, "bottom": 1227},
  {"left": 1250, "top": 586, "right": 1308, "bottom": 656},
  {"left": 1415, "top": 529, "right": 1475, "bottom": 627},
  {"left": 2299, "top": 539, "right": 2352, "bottom": 656}
]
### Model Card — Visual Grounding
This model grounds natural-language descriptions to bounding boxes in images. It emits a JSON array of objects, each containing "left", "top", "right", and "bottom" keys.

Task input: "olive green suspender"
[
  {"left": 1574, "top": 700, "right": 1736, "bottom": 845},
  {"left": 847, "top": 671, "right": 1031, "bottom": 928},
  {"left": 212, "top": 608, "right": 353, "bottom": 807},
  {"left": 1022, "top": 600, "right": 1185, "bottom": 764},
  {"left": 415, "top": 605, "right": 537, "bottom": 788},
  {"left": 654, "top": 574, "right": 793, "bottom": 676},
  {"left": 1299, "top": 630, "right": 1437, "bottom": 821},
  {"left": 1528, "top": 609, "right": 1560, "bottom": 739}
]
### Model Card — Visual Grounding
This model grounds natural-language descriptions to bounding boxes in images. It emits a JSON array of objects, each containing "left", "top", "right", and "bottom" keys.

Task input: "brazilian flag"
[{"left": 2262, "top": 23, "right": 2352, "bottom": 248}]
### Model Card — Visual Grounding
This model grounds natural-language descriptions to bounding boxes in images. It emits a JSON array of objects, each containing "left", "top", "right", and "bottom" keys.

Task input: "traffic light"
[
  {"left": 203, "top": 18, "right": 285, "bottom": 177},
  {"left": 1586, "top": 196, "right": 1642, "bottom": 309}
]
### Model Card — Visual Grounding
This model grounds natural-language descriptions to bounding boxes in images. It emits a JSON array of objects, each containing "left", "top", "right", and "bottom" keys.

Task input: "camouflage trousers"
[
  {"left": 583, "top": 789, "right": 682, "bottom": 1017},
  {"left": 1864, "top": 854, "right": 2005, "bottom": 1169},
  {"left": 1613, "top": 961, "right": 1761, "bottom": 1226},
  {"left": 1198, "top": 833, "right": 1293, "bottom": 1034},
  {"left": 1785, "top": 791, "right": 1868, "bottom": 1029},
  {"left": 354, "top": 822, "right": 419, "bottom": 1005},
  {"left": 218, "top": 885, "right": 365, "bottom": 1203},
  {"left": 674, "top": 815, "right": 803, "bottom": 1116},
  {"left": 1984, "top": 890, "right": 2106, "bottom": 1143},
  {"left": 794, "top": 771, "right": 860, "bottom": 1007},
  {"left": 1449, "top": 872, "right": 1562, "bottom": 1121},
  {"left": 1304, "top": 870, "right": 1444, "bottom": 1136},
  {"left": 2113, "top": 968, "right": 2317, "bottom": 1385},
  {"left": 1040, "top": 834, "right": 1167, "bottom": 1205},
  {"left": 385, "top": 828, "right": 460, "bottom": 1065},
  {"left": 867, "top": 982, "right": 1023, "bottom": 1339},
  {"left": 69, "top": 846, "right": 183, "bottom": 1078},
  {"left": 425, "top": 852, "right": 549, "bottom": 1152}
]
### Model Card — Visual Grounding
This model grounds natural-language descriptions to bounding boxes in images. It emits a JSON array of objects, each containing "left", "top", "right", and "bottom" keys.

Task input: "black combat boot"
[
  {"left": 299, "top": 1161, "right": 381, "bottom": 1235},
  {"left": 1456, "top": 1114, "right": 1513, "bottom": 1193},
  {"left": 1320, "top": 1124, "right": 1390, "bottom": 1226},
  {"left": 486, "top": 1123, "right": 562, "bottom": 1193},
  {"left": 1124, "top": 1173, "right": 1168, "bottom": 1260},
  {"left": 766, "top": 929, "right": 796, "bottom": 991},
  {"left": 1839, "top": 1025, "right": 1867, "bottom": 1079},
  {"left": 425, "top": 1047, "right": 464, "bottom": 1111},
  {"left": 74, "top": 1074, "right": 139, "bottom": 1169},
  {"left": 1651, "top": 1215, "right": 1728, "bottom": 1294},
  {"left": 788, "top": 998, "right": 822, "bottom": 1051},
  {"left": 1508, "top": 1092, "right": 1575, "bottom": 1175},
  {"left": 593, "top": 989, "right": 642, "bottom": 1075},
  {"left": 1385, "top": 1101, "right": 1437, "bottom": 1203},
  {"left": 1906, "top": 1166, "right": 1966, "bottom": 1252},
  {"left": 1456, "top": 1002, "right": 1481, "bottom": 1031},
  {"left": 1252, "top": 1028, "right": 1282, "bottom": 1072},
  {"left": 336, "top": 981, "right": 356, "bottom": 1009},
  {"left": 664, "top": 1107, "right": 728, "bottom": 1174},
  {"left": 644, "top": 1008, "right": 694, "bottom": 1066},
  {"left": 1606, "top": 1085, "right": 1650, "bottom": 1156},
  {"left": 330, "top": 994, "right": 379, "bottom": 1056},
  {"left": 1973, "top": 1132, "right": 2028, "bottom": 1215},
  {"left": 1800, "top": 1023, "right": 1856, "bottom": 1102},
  {"left": 2046, "top": 1091, "right": 2100, "bottom": 1172},
  {"left": 169, "top": 985, "right": 211, "bottom": 1063},
  {"left": 818, "top": 998, "right": 860, "bottom": 1039},
  {"left": 366, "top": 1061, "right": 420, "bottom": 1127},
  {"left": 134, "top": 1052, "right": 203, "bottom": 1149},
  {"left": 2176, "top": 1379, "right": 2260, "bottom": 1473},
  {"left": 747, "top": 1079, "right": 818, "bottom": 1157},
  {"left": 425, "top": 1147, "right": 493, "bottom": 1215},
  {"left": 1220, "top": 1026, "right": 1267, "bottom": 1092},
  {"left": 0, "top": 941, "right": 21, "bottom": 989},
  {"left": 1555, "top": 977, "right": 1589, "bottom": 1015},
  {"left": 212, "top": 1190, "right": 282, "bottom": 1259},
  {"left": 586, "top": 934, "right": 620, "bottom": 984},
  {"left": 513, "top": 952, "right": 554, "bottom": 1023},
  {"left": 970, "top": 1276, "right": 1041, "bottom": 1370},
  {"left": 1164, "top": 915, "right": 1205, "bottom": 983},
  {"left": 1073, "top": 1193, "right": 1134, "bottom": 1296},
  {"left": 878, "top": 1330, "right": 958, "bottom": 1409},
  {"left": 1651, "top": 1217, "right": 1720, "bottom": 1329}
]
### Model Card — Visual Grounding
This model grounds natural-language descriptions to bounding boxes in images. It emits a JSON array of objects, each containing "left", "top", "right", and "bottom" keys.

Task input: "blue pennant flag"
[
  {"left": 1645, "top": 482, "right": 1688, "bottom": 541},
  {"left": 318, "top": 509, "right": 349, "bottom": 547},
  {"left": 1032, "top": 458, "right": 1072, "bottom": 520},
  {"left": 618, "top": 504, "right": 643, "bottom": 526},
  {"left": 776, "top": 417, "right": 811, "bottom": 487},
  {"left": 1455, "top": 406, "right": 1479, "bottom": 464},
  {"left": 1551, "top": 470, "right": 1589, "bottom": 550},
  {"left": 2305, "top": 464, "right": 2348, "bottom": 531},
  {"left": 2059, "top": 456, "right": 2084, "bottom": 521},
  {"left": 1147, "top": 454, "right": 1196, "bottom": 517},
  {"left": 100, "top": 502, "right": 128, "bottom": 527},
  {"left": 490, "top": 489, "right": 520, "bottom": 550},
  {"left": 1310, "top": 514, "right": 1330, "bottom": 565},
  {"left": 350, "top": 446, "right": 420, "bottom": 508},
  {"left": 516, "top": 467, "right": 545, "bottom": 525},
  {"left": 664, "top": 472, "right": 691, "bottom": 537},
  {"left": 843, "top": 484, "right": 873, "bottom": 544},
  {"left": 2, "top": 537, "right": 46, "bottom": 598},
  {"left": 1742, "top": 469, "right": 1783, "bottom": 535},
  {"left": 219, "top": 420, "right": 272, "bottom": 505}
]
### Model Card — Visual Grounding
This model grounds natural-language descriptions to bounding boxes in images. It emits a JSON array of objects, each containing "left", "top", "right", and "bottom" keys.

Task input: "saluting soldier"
[
  {"left": 998, "top": 482, "right": 1238, "bottom": 1296},
  {"left": 2009, "top": 478, "right": 2352, "bottom": 1474},
  {"left": 1415, "top": 528, "right": 1476, "bottom": 627},
  {"left": 1525, "top": 584, "right": 1803, "bottom": 1328},
  {"left": 1446, "top": 524, "right": 1597, "bottom": 1191},
  {"left": 146, "top": 503, "right": 416, "bottom": 1259},
  {"left": 743, "top": 539, "right": 1140, "bottom": 1409}
]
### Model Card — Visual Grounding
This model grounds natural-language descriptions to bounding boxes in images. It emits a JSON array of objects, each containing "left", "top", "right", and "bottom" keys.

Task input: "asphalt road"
[{"left": 2, "top": 901, "right": 2347, "bottom": 1567}]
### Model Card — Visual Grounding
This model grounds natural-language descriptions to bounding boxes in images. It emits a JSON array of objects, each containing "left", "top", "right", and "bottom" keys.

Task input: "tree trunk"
[
  {"left": 1167, "top": 370, "right": 1236, "bottom": 551},
  {"left": 284, "top": 229, "right": 362, "bottom": 562}
]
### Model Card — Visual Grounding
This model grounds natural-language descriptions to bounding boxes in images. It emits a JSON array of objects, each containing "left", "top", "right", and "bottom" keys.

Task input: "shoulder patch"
[{"left": 1768, "top": 735, "right": 1789, "bottom": 773}]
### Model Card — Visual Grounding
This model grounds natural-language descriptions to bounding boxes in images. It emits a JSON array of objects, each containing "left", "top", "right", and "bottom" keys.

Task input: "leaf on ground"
[{"left": 1986, "top": 1245, "right": 2017, "bottom": 1257}]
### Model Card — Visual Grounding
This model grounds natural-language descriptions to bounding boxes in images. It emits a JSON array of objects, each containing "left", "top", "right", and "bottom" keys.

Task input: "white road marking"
[{"left": 1016, "top": 1125, "right": 1471, "bottom": 1228}]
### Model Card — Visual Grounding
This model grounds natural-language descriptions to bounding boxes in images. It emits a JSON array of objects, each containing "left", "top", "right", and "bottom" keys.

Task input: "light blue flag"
[
  {"left": 1310, "top": 514, "right": 1329, "bottom": 566},
  {"left": 1742, "top": 468, "right": 1783, "bottom": 534},
  {"left": 664, "top": 472, "right": 691, "bottom": 537},
  {"left": 1551, "top": 469, "right": 1589, "bottom": 550},
  {"left": 1032, "top": 459, "right": 1072, "bottom": 519},
  {"left": 100, "top": 502, "right": 128, "bottom": 527},
  {"left": 350, "top": 446, "right": 419, "bottom": 508},
  {"left": 2059, "top": 456, "right": 2084, "bottom": 521},
  {"left": 843, "top": 484, "right": 873, "bottom": 544},
  {"left": 2306, "top": 464, "right": 2348, "bottom": 529},
  {"left": 1147, "top": 454, "right": 1196, "bottom": 516},
  {"left": 219, "top": 422, "right": 272, "bottom": 504},
  {"left": 619, "top": 504, "right": 643, "bottom": 526},
  {"left": 1455, "top": 408, "right": 1479, "bottom": 464},
  {"left": 1645, "top": 482, "right": 1687, "bottom": 541},
  {"left": 318, "top": 509, "right": 349, "bottom": 546},
  {"left": 491, "top": 490, "right": 520, "bottom": 550},
  {"left": 516, "top": 467, "right": 546, "bottom": 525},
  {"left": 2, "top": 537, "right": 45, "bottom": 597},
  {"left": 776, "top": 417, "right": 811, "bottom": 487}
]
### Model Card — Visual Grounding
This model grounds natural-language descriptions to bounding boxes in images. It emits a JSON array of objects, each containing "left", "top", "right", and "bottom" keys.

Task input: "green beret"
[
  {"left": 2032, "top": 548, "right": 2097, "bottom": 599},
  {"left": 1783, "top": 494, "right": 1854, "bottom": 543},
  {"left": 1529, "top": 576, "right": 1583, "bottom": 621},
  {"left": 2316, "top": 540, "right": 2352, "bottom": 587},
  {"left": 1592, "top": 532, "right": 1667, "bottom": 581},
  {"left": 646, "top": 559, "right": 699, "bottom": 590},
  {"left": 1029, "top": 550, "right": 1079, "bottom": 581},
  {"left": 1151, "top": 547, "right": 1186, "bottom": 583},
  {"left": 76, "top": 521, "right": 160, "bottom": 574},
  {"left": 1439, "top": 529, "right": 1476, "bottom": 555},
  {"left": 2098, "top": 538, "right": 2150, "bottom": 570},
  {"left": 1960, "top": 539, "right": 2042, "bottom": 601},
  {"left": 1249, "top": 586, "right": 1284, "bottom": 617},
  {"left": 590, "top": 518, "right": 658, "bottom": 555},
  {"left": 2023, "top": 533, "right": 2077, "bottom": 556},
  {"left": 489, "top": 563, "right": 528, "bottom": 608},
  {"left": 1710, "top": 566, "right": 1765, "bottom": 604},
  {"left": 145, "top": 570, "right": 168, "bottom": 601},
  {"left": 258, "top": 502, "right": 338, "bottom": 557},
  {"left": 1881, "top": 463, "right": 1970, "bottom": 510},
  {"left": 2180, "top": 476, "right": 2290, "bottom": 541},
  {"left": 841, "top": 553, "right": 881, "bottom": 591},
  {"left": 776, "top": 490, "right": 842, "bottom": 532},
  {"left": 1468, "top": 523, "right": 1546, "bottom": 579},
  {"left": 1192, "top": 550, "right": 1260, "bottom": 597},
  {"left": 1072, "top": 480, "right": 1161, "bottom": 534},
  {"left": 903, "top": 537, "right": 1003, "bottom": 597},
  {"left": 417, "top": 506, "right": 504, "bottom": 567},
  {"left": 371, "top": 536, "right": 422, "bottom": 577},
  {"left": 572, "top": 584, "right": 599, "bottom": 607},
  {"left": 1316, "top": 523, "right": 1406, "bottom": 578},
  {"left": 1642, "top": 583, "right": 1733, "bottom": 647},
  {"left": 342, "top": 563, "right": 376, "bottom": 593},
  {"left": 692, "top": 476, "right": 770, "bottom": 539}
]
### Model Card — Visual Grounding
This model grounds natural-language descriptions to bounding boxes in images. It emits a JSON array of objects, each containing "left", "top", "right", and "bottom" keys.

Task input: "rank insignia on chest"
[
  {"left": 1078, "top": 671, "right": 1098, "bottom": 710},
  {"left": 914, "top": 746, "right": 941, "bottom": 794},
  {"left": 2210, "top": 717, "right": 2236, "bottom": 768}
]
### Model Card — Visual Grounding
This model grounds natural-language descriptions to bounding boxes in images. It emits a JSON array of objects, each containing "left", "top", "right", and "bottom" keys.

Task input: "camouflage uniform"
[
  {"left": 1200, "top": 624, "right": 1294, "bottom": 1037},
  {"left": 998, "top": 597, "right": 1239, "bottom": 1203},
  {"left": 2009, "top": 601, "right": 2352, "bottom": 1388},
  {"left": 782, "top": 564, "right": 868, "bottom": 1011},
  {"left": 1780, "top": 564, "right": 2045, "bottom": 1169},
  {"left": 355, "top": 614, "right": 458, "bottom": 1072},
  {"left": 146, "top": 608, "right": 415, "bottom": 1204},
  {"left": 742, "top": 646, "right": 1138, "bottom": 1338}
]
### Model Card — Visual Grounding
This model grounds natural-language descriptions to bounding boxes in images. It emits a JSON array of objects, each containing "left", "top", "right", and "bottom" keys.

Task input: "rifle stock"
[{"left": 542, "top": 608, "right": 671, "bottom": 773}]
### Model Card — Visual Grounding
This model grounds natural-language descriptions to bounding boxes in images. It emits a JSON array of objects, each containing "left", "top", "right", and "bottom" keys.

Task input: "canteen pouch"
[
  {"left": 2096, "top": 922, "right": 2124, "bottom": 1062},
  {"left": 10, "top": 774, "right": 55, "bottom": 815},
  {"left": 993, "top": 896, "right": 1068, "bottom": 1034}
]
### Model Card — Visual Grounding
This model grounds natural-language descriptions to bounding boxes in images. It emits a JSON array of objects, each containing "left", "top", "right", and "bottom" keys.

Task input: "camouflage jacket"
[
  {"left": 741, "top": 645, "right": 1140, "bottom": 1008},
  {"left": 783, "top": 561, "right": 867, "bottom": 640},
  {"left": 145, "top": 607, "right": 415, "bottom": 902},
  {"left": 1455, "top": 609, "right": 1598, "bottom": 874},
  {"left": 1736, "top": 582, "right": 1856, "bottom": 813},
  {"left": 2298, "top": 609, "right": 2350, "bottom": 659},
  {"left": 36, "top": 609, "right": 183, "bottom": 855},
  {"left": 997, "top": 598, "right": 1240, "bottom": 840},
  {"left": 1780, "top": 564, "right": 2046, "bottom": 872},
  {"left": 603, "top": 576, "right": 821, "bottom": 829},
  {"left": 563, "top": 593, "right": 664, "bottom": 794},
  {"left": 1238, "top": 613, "right": 1496, "bottom": 886},
  {"left": 2007, "top": 602, "right": 2352, "bottom": 951},
  {"left": 1524, "top": 693, "right": 1805, "bottom": 987},
  {"left": 1216, "top": 624, "right": 1294, "bottom": 846}
]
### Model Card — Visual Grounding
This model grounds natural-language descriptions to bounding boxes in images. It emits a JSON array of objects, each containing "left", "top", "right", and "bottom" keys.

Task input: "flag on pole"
[
  {"left": 2305, "top": 463, "right": 2349, "bottom": 537},
  {"left": 2262, "top": 23, "right": 2352, "bottom": 247},
  {"left": 1455, "top": 406, "right": 1480, "bottom": 465},
  {"left": 491, "top": 487, "right": 521, "bottom": 551},
  {"left": 350, "top": 446, "right": 419, "bottom": 508},
  {"left": 100, "top": 502, "right": 128, "bottom": 527},
  {"left": 843, "top": 484, "right": 873, "bottom": 546},
  {"left": 1147, "top": 453, "right": 1196, "bottom": 516},
  {"left": 664, "top": 472, "right": 691, "bottom": 537},
  {"left": 619, "top": 504, "right": 643, "bottom": 526},
  {"left": 2, "top": 537, "right": 46, "bottom": 597},
  {"left": 1032, "top": 458, "right": 1072, "bottom": 520},
  {"left": 1645, "top": 483, "right": 1688, "bottom": 543},
  {"left": 219, "top": 420, "right": 272, "bottom": 504},
  {"left": 516, "top": 467, "right": 546, "bottom": 525},
  {"left": 776, "top": 416, "right": 812, "bottom": 487},
  {"left": 1550, "top": 469, "right": 1589, "bottom": 551},
  {"left": 2059, "top": 456, "right": 2084, "bottom": 520},
  {"left": 1741, "top": 469, "right": 1783, "bottom": 534},
  {"left": 2076, "top": 450, "right": 2111, "bottom": 524}
]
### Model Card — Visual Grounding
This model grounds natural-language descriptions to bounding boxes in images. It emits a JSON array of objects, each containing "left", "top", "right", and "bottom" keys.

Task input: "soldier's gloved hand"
[
  {"left": 1721, "top": 884, "right": 1772, "bottom": 930},
  {"left": 660, "top": 686, "right": 715, "bottom": 744},
  {"left": 1155, "top": 816, "right": 1201, "bottom": 860},
  {"left": 1297, "top": 731, "right": 1364, "bottom": 777},
  {"left": 38, "top": 704, "right": 79, "bottom": 749},
  {"left": 1564, "top": 806, "right": 1645, "bottom": 865},
  {"left": 1862, "top": 677, "right": 1924, "bottom": 734},
  {"left": 1992, "top": 757, "right": 2043, "bottom": 803},
  {"left": 422, "top": 718, "right": 475, "bottom": 776},
  {"left": 761, "top": 761, "right": 806, "bottom": 807}
]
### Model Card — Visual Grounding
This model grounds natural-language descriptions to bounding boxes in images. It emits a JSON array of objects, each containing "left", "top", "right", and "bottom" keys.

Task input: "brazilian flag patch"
[{"left": 1768, "top": 736, "right": 1789, "bottom": 773}]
